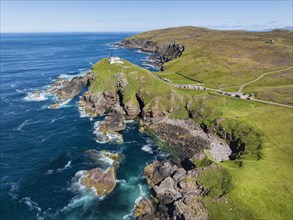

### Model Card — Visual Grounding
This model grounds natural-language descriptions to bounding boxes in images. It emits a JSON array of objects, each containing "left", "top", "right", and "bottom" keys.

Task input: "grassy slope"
[
  {"left": 90, "top": 58, "right": 293, "bottom": 219},
  {"left": 125, "top": 26, "right": 293, "bottom": 90},
  {"left": 242, "top": 69, "right": 293, "bottom": 105},
  {"left": 199, "top": 95, "right": 293, "bottom": 219}
]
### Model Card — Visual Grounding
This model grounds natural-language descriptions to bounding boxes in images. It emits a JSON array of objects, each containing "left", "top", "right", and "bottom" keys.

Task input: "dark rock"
[
  {"left": 117, "top": 38, "right": 184, "bottom": 69},
  {"left": 144, "top": 161, "right": 178, "bottom": 187},
  {"left": 79, "top": 91, "right": 120, "bottom": 117},
  {"left": 56, "top": 76, "right": 83, "bottom": 100},
  {"left": 154, "top": 177, "right": 182, "bottom": 205},
  {"left": 124, "top": 98, "right": 140, "bottom": 119},
  {"left": 172, "top": 168, "right": 186, "bottom": 182},
  {"left": 134, "top": 198, "right": 155, "bottom": 219},
  {"left": 143, "top": 159, "right": 210, "bottom": 219},
  {"left": 148, "top": 120, "right": 210, "bottom": 159},
  {"left": 55, "top": 71, "right": 94, "bottom": 100},
  {"left": 101, "top": 105, "right": 126, "bottom": 132}
]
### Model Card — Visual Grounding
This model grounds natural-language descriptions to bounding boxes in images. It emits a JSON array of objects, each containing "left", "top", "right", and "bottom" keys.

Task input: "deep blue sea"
[{"left": 0, "top": 33, "right": 161, "bottom": 220}]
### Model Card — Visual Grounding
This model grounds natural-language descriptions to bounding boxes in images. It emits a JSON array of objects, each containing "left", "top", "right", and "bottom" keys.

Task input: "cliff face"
[{"left": 117, "top": 38, "right": 184, "bottom": 69}]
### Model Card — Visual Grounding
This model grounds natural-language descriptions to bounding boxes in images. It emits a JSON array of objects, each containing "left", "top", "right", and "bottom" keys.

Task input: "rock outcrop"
[
  {"left": 142, "top": 160, "right": 209, "bottom": 220},
  {"left": 53, "top": 71, "right": 94, "bottom": 100},
  {"left": 79, "top": 91, "right": 120, "bottom": 117},
  {"left": 75, "top": 166, "right": 116, "bottom": 197},
  {"left": 117, "top": 38, "right": 184, "bottom": 69},
  {"left": 100, "top": 105, "right": 126, "bottom": 132},
  {"left": 142, "top": 118, "right": 231, "bottom": 162},
  {"left": 124, "top": 98, "right": 141, "bottom": 119},
  {"left": 134, "top": 198, "right": 155, "bottom": 220}
]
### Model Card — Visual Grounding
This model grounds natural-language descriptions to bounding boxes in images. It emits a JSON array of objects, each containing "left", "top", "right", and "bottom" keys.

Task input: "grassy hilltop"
[
  {"left": 123, "top": 26, "right": 293, "bottom": 105},
  {"left": 90, "top": 57, "right": 292, "bottom": 219}
]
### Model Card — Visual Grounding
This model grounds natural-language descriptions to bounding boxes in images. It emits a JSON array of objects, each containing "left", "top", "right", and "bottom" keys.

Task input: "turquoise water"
[{"left": 0, "top": 33, "right": 162, "bottom": 220}]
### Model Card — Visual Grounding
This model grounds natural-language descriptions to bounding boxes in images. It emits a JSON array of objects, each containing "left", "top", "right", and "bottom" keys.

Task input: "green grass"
[
  {"left": 196, "top": 95, "right": 293, "bottom": 219},
  {"left": 242, "top": 69, "right": 293, "bottom": 105},
  {"left": 89, "top": 58, "right": 293, "bottom": 220},
  {"left": 198, "top": 166, "right": 232, "bottom": 198},
  {"left": 125, "top": 26, "right": 292, "bottom": 89}
]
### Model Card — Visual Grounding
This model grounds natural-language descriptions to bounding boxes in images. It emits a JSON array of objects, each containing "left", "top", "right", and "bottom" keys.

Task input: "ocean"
[{"left": 0, "top": 33, "right": 161, "bottom": 220}]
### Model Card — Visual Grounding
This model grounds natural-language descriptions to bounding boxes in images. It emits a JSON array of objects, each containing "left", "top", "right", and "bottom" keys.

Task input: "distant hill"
[
  {"left": 119, "top": 26, "right": 292, "bottom": 90},
  {"left": 263, "top": 26, "right": 293, "bottom": 31}
]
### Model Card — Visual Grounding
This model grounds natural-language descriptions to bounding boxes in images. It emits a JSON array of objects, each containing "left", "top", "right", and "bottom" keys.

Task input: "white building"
[{"left": 109, "top": 56, "right": 123, "bottom": 64}]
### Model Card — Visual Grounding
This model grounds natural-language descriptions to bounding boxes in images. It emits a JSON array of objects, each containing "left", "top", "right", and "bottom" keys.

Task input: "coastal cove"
[{"left": 0, "top": 33, "right": 161, "bottom": 220}]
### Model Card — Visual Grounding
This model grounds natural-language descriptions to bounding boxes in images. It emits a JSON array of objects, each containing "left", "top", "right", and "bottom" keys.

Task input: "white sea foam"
[
  {"left": 48, "top": 99, "right": 72, "bottom": 109},
  {"left": 21, "top": 197, "right": 42, "bottom": 212},
  {"left": 14, "top": 119, "right": 41, "bottom": 132},
  {"left": 61, "top": 192, "right": 96, "bottom": 212},
  {"left": 97, "top": 153, "right": 115, "bottom": 165},
  {"left": 24, "top": 91, "right": 48, "bottom": 101},
  {"left": 141, "top": 138, "right": 155, "bottom": 154},
  {"left": 20, "top": 197, "right": 44, "bottom": 219},
  {"left": 116, "top": 179, "right": 127, "bottom": 184},
  {"left": 93, "top": 121, "right": 123, "bottom": 144},
  {"left": 15, "top": 120, "right": 29, "bottom": 131},
  {"left": 58, "top": 99, "right": 72, "bottom": 107},
  {"left": 56, "top": 161, "right": 72, "bottom": 172},
  {"left": 135, "top": 49, "right": 152, "bottom": 55},
  {"left": 141, "top": 144, "right": 153, "bottom": 154},
  {"left": 109, "top": 45, "right": 119, "bottom": 50},
  {"left": 78, "top": 105, "right": 91, "bottom": 118},
  {"left": 45, "top": 161, "right": 72, "bottom": 175},
  {"left": 135, "top": 184, "right": 146, "bottom": 204},
  {"left": 58, "top": 70, "right": 89, "bottom": 80},
  {"left": 8, "top": 182, "right": 19, "bottom": 200},
  {"left": 142, "top": 62, "right": 160, "bottom": 70},
  {"left": 124, "top": 120, "right": 135, "bottom": 124},
  {"left": 123, "top": 184, "right": 147, "bottom": 219},
  {"left": 62, "top": 170, "right": 106, "bottom": 212}
]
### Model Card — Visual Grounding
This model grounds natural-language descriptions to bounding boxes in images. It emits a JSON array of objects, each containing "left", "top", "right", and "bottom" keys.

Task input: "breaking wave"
[
  {"left": 93, "top": 121, "right": 123, "bottom": 144},
  {"left": 141, "top": 138, "right": 155, "bottom": 154},
  {"left": 20, "top": 197, "right": 44, "bottom": 220},
  {"left": 58, "top": 70, "right": 89, "bottom": 80},
  {"left": 141, "top": 144, "right": 153, "bottom": 154},
  {"left": 45, "top": 161, "right": 72, "bottom": 175},
  {"left": 7, "top": 182, "right": 20, "bottom": 200},
  {"left": 24, "top": 91, "right": 48, "bottom": 101}
]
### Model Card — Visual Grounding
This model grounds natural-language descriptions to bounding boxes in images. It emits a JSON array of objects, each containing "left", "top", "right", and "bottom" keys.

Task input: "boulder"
[
  {"left": 153, "top": 177, "right": 182, "bottom": 205},
  {"left": 101, "top": 105, "right": 126, "bottom": 132},
  {"left": 79, "top": 166, "right": 116, "bottom": 197},
  {"left": 172, "top": 168, "right": 186, "bottom": 182},
  {"left": 144, "top": 161, "right": 177, "bottom": 187}
]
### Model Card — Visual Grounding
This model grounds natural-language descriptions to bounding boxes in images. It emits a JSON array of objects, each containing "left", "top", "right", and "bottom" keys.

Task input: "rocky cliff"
[{"left": 116, "top": 38, "right": 184, "bottom": 70}]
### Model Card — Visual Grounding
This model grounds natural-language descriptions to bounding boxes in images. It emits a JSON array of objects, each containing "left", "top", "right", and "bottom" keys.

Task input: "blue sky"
[{"left": 1, "top": 0, "right": 292, "bottom": 32}]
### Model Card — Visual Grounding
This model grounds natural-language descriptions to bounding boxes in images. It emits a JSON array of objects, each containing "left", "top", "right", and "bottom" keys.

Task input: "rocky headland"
[
  {"left": 116, "top": 39, "right": 184, "bottom": 70},
  {"left": 43, "top": 55, "right": 267, "bottom": 219}
]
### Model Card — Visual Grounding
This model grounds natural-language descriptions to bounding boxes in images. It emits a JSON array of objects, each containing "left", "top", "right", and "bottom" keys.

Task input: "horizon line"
[{"left": 1, "top": 25, "right": 292, "bottom": 34}]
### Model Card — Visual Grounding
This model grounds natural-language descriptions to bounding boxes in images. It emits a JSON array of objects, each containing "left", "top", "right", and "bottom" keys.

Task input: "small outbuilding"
[{"left": 109, "top": 56, "right": 123, "bottom": 64}]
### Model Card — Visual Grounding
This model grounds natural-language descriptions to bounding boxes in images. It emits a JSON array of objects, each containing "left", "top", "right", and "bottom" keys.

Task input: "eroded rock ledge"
[
  {"left": 116, "top": 38, "right": 185, "bottom": 70},
  {"left": 134, "top": 158, "right": 210, "bottom": 220}
]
